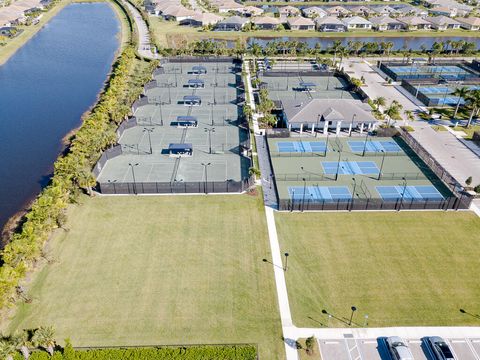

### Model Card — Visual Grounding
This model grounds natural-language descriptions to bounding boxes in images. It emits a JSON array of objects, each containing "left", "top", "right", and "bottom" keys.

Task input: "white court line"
[{"left": 145, "top": 163, "right": 154, "bottom": 182}]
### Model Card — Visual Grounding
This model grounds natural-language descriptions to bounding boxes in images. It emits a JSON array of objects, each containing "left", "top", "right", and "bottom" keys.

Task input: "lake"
[
  {"left": 0, "top": 3, "right": 120, "bottom": 233},
  {"left": 247, "top": 36, "right": 480, "bottom": 51}
]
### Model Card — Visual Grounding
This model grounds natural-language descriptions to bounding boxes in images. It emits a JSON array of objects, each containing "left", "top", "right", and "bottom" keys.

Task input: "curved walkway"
[{"left": 121, "top": 0, "right": 158, "bottom": 59}]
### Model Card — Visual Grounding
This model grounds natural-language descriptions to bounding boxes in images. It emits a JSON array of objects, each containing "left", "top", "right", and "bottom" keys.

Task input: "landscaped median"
[{"left": 275, "top": 211, "right": 480, "bottom": 328}]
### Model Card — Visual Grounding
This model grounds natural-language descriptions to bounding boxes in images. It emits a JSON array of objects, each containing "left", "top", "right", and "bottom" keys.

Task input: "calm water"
[
  {"left": 0, "top": 3, "right": 120, "bottom": 231},
  {"left": 247, "top": 36, "right": 480, "bottom": 51}
]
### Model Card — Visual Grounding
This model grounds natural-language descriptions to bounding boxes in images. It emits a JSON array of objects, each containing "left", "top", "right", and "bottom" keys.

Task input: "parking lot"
[{"left": 318, "top": 337, "right": 480, "bottom": 360}]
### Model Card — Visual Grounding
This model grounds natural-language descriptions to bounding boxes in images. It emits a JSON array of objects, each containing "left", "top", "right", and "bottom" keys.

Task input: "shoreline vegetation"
[{"left": 0, "top": 0, "right": 132, "bottom": 244}]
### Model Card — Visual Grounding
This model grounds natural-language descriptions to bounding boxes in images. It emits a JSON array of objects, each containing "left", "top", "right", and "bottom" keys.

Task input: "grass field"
[
  {"left": 7, "top": 194, "right": 285, "bottom": 359},
  {"left": 275, "top": 211, "right": 480, "bottom": 328}
]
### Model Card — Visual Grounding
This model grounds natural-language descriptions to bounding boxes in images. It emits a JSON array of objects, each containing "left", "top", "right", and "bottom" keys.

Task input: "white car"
[{"left": 386, "top": 336, "right": 414, "bottom": 360}]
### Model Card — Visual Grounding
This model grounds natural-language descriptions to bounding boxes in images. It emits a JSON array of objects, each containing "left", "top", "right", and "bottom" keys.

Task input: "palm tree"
[
  {"left": 331, "top": 40, "right": 342, "bottom": 63},
  {"left": 32, "top": 326, "right": 56, "bottom": 356},
  {"left": 12, "top": 331, "right": 30, "bottom": 360},
  {"left": 384, "top": 101, "right": 403, "bottom": 126},
  {"left": 0, "top": 339, "right": 16, "bottom": 360},
  {"left": 373, "top": 96, "right": 386, "bottom": 110},
  {"left": 465, "top": 89, "right": 480, "bottom": 128},
  {"left": 404, "top": 110, "right": 415, "bottom": 125},
  {"left": 452, "top": 87, "right": 469, "bottom": 118}
]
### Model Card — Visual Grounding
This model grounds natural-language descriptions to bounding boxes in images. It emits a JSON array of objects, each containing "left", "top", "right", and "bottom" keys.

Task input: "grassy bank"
[
  {"left": 275, "top": 211, "right": 480, "bottom": 328},
  {"left": 6, "top": 194, "right": 284, "bottom": 359}
]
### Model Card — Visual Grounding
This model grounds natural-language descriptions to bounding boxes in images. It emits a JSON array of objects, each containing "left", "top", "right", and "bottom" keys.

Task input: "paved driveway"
[{"left": 319, "top": 337, "right": 480, "bottom": 360}]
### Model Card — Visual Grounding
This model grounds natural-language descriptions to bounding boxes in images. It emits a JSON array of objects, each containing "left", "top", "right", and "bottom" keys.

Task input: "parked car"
[
  {"left": 427, "top": 336, "right": 456, "bottom": 360},
  {"left": 386, "top": 336, "right": 414, "bottom": 360}
]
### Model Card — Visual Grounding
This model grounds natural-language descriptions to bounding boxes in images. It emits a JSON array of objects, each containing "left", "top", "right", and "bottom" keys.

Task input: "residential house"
[
  {"left": 278, "top": 5, "right": 300, "bottom": 17},
  {"left": 302, "top": 6, "right": 327, "bottom": 19},
  {"left": 150, "top": 1, "right": 180, "bottom": 15},
  {"left": 211, "top": 0, "right": 244, "bottom": 13},
  {"left": 350, "top": 5, "right": 376, "bottom": 16},
  {"left": 238, "top": 5, "right": 263, "bottom": 17},
  {"left": 324, "top": 5, "right": 350, "bottom": 17},
  {"left": 342, "top": 16, "right": 373, "bottom": 30},
  {"left": 179, "top": 12, "right": 223, "bottom": 26},
  {"left": 0, "top": 6, "right": 26, "bottom": 26},
  {"left": 398, "top": 16, "right": 433, "bottom": 30},
  {"left": 421, "top": 0, "right": 472, "bottom": 15},
  {"left": 391, "top": 4, "right": 428, "bottom": 16},
  {"left": 215, "top": 15, "right": 248, "bottom": 30},
  {"left": 369, "top": 15, "right": 405, "bottom": 30},
  {"left": 282, "top": 99, "right": 377, "bottom": 134},
  {"left": 161, "top": 5, "right": 195, "bottom": 21},
  {"left": 0, "top": 25, "right": 17, "bottom": 36},
  {"left": 251, "top": 15, "right": 280, "bottom": 29},
  {"left": 315, "top": 16, "right": 347, "bottom": 32},
  {"left": 287, "top": 16, "right": 315, "bottom": 30},
  {"left": 369, "top": 5, "right": 398, "bottom": 16},
  {"left": 428, "top": 15, "right": 461, "bottom": 30},
  {"left": 428, "top": 6, "right": 457, "bottom": 17},
  {"left": 455, "top": 16, "right": 480, "bottom": 30}
]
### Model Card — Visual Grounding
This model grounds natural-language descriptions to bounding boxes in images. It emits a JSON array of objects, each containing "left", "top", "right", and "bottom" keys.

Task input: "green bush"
[{"left": 14, "top": 345, "right": 257, "bottom": 360}]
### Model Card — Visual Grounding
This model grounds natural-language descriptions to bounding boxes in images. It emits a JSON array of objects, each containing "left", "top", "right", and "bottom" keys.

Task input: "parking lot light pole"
[
  {"left": 349, "top": 306, "right": 357, "bottom": 326},
  {"left": 378, "top": 150, "right": 386, "bottom": 180},
  {"left": 284, "top": 252, "right": 289, "bottom": 272},
  {"left": 143, "top": 127, "right": 154, "bottom": 154},
  {"left": 128, "top": 163, "right": 139, "bottom": 195}
]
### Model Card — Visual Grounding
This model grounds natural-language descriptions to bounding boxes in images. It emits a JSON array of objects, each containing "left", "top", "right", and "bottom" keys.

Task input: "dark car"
[{"left": 427, "top": 336, "right": 455, "bottom": 360}]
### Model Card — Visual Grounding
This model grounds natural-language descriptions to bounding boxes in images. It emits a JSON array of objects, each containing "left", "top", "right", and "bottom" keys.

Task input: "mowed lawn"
[
  {"left": 8, "top": 194, "right": 284, "bottom": 359},
  {"left": 275, "top": 211, "right": 480, "bottom": 328}
]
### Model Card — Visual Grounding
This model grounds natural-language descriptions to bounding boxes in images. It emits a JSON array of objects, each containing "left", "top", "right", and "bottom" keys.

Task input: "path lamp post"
[
  {"left": 364, "top": 314, "right": 369, "bottom": 327},
  {"left": 378, "top": 150, "right": 386, "bottom": 180},
  {"left": 335, "top": 149, "right": 342, "bottom": 181},
  {"left": 143, "top": 127, "right": 154, "bottom": 154},
  {"left": 128, "top": 163, "right": 139, "bottom": 195},
  {"left": 362, "top": 131, "right": 370, "bottom": 157},
  {"left": 204, "top": 127, "right": 216, "bottom": 154},
  {"left": 349, "top": 113, "right": 356, "bottom": 137},
  {"left": 399, "top": 177, "right": 407, "bottom": 211},
  {"left": 349, "top": 306, "right": 357, "bottom": 326},
  {"left": 284, "top": 252, "right": 289, "bottom": 272},
  {"left": 301, "top": 177, "right": 307, "bottom": 212},
  {"left": 201, "top": 162, "right": 211, "bottom": 194}
]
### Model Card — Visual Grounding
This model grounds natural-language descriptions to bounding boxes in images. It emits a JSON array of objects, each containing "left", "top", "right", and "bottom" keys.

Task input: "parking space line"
[
  {"left": 467, "top": 339, "right": 480, "bottom": 360},
  {"left": 447, "top": 340, "right": 460, "bottom": 360},
  {"left": 325, "top": 341, "right": 339, "bottom": 344},
  {"left": 409, "top": 340, "right": 422, "bottom": 344},
  {"left": 451, "top": 340, "right": 466, "bottom": 343},
  {"left": 363, "top": 341, "right": 376, "bottom": 344},
  {"left": 317, "top": 338, "right": 326, "bottom": 360}
]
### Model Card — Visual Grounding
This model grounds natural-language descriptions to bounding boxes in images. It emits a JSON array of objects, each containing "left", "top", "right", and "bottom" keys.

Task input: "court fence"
[
  {"left": 97, "top": 177, "right": 254, "bottom": 195},
  {"left": 278, "top": 195, "right": 466, "bottom": 211},
  {"left": 398, "top": 128, "right": 474, "bottom": 208}
]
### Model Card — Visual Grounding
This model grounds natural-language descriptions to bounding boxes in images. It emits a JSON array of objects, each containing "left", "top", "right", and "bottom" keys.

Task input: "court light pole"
[
  {"left": 352, "top": 177, "right": 357, "bottom": 199},
  {"left": 325, "top": 132, "right": 329, "bottom": 157},
  {"left": 143, "top": 127, "right": 154, "bottom": 154},
  {"left": 208, "top": 102, "right": 214, "bottom": 126},
  {"left": 362, "top": 131, "right": 370, "bottom": 157},
  {"left": 107, "top": 179, "right": 117, "bottom": 194},
  {"left": 284, "top": 252, "right": 289, "bottom": 272},
  {"left": 349, "top": 113, "right": 356, "bottom": 137},
  {"left": 201, "top": 162, "right": 211, "bottom": 194},
  {"left": 378, "top": 150, "right": 386, "bottom": 180},
  {"left": 349, "top": 306, "right": 357, "bottom": 326},
  {"left": 399, "top": 176, "right": 407, "bottom": 211},
  {"left": 301, "top": 178, "right": 307, "bottom": 212},
  {"left": 335, "top": 149, "right": 342, "bottom": 181},
  {"left": 128, "top": 163, "right": 139, "bottom": 195},
  {"left": 204, "top": 127, "right": 216, "bottom": 154}
]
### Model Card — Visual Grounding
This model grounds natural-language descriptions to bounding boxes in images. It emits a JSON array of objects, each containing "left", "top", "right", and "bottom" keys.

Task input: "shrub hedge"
[{"left": 13, "top": 345, "right": 257, "bottom": 360}]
